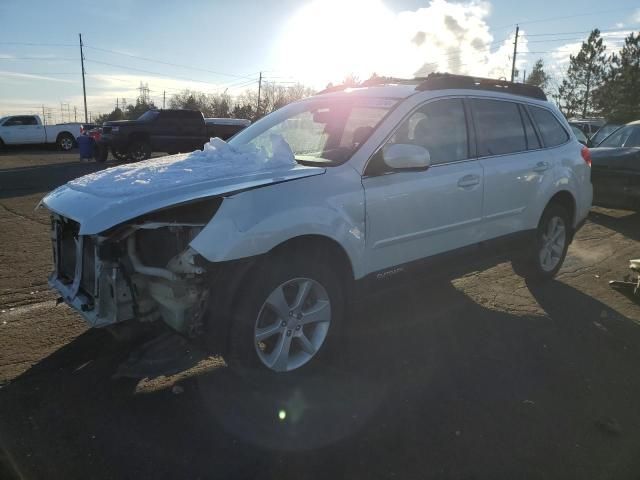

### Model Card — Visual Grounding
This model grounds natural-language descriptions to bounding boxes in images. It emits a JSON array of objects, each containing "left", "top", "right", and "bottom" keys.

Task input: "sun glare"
[
  {"left": 275, "top": 0, "right": 396, "bottom": 87},
  {"left": 274, "top": 0, "right": 519, "bottom": 88}
]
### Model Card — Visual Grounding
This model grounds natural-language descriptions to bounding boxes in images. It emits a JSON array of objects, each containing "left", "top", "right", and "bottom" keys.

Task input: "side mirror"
[{"left": 383, "top": 144, "right": 431, "bottom": 170}]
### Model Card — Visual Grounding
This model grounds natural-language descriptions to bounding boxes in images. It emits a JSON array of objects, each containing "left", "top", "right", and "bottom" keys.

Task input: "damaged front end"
[{"left": 48, "top": 199, "right": 219, "bottom": 336}]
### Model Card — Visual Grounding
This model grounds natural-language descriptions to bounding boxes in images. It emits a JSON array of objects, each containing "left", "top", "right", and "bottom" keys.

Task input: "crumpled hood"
[{"left": 42, "top": 138, "right": 325, "bottom": 235}]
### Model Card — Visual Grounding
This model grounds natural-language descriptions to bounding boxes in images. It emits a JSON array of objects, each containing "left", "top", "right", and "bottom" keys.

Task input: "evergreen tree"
[
  {"left": 558, "top": 29, "right": 608, "bottom": 118},
  {"left": 593, "top": 32, "right": 640, "bottom": 123},
  {"left": 526, "top": 59, "right": 549, "bottom": 91}
]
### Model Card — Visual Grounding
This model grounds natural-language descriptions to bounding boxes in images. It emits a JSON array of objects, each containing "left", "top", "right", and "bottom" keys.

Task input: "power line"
[
  {"left": 0, "top": 71, "right": 78, "bottom": 75},
  {"left": 495, "top": 6, "right": 639, "bottom": 28},
  {"left": 83, "top": 44, "right": 256, "bottom": 81},
  {"left": 85, "top": 59, "right": 232, "bottom": 87},
  {"left": 0, "top": 42, "right": 76, "bottom": 47},
  {"left": 0, "top": 57, "right": 76, "bottom": 61}
]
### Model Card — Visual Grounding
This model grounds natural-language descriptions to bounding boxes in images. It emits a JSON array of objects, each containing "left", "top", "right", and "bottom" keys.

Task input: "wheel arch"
[
  {"left": 546, "top": 190, "right": 576, "bottom": 227},
  {"left": 269, "top": 234, "right": 355, "bottom": 283},
  {"left": 55, "top": 130, "right": 75, "bottom": 142}
]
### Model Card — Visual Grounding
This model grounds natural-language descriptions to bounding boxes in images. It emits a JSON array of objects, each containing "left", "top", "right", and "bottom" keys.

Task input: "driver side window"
[{"left": 386, "top": 98, "right": 469, "bottom": 165}]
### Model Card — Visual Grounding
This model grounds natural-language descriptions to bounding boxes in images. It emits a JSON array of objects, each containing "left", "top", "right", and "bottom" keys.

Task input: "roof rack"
[{"left": 416, "top": 73, "right": 547, "bottom": 100}]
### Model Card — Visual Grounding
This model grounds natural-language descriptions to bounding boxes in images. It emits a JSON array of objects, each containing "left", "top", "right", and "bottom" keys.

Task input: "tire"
[
  {"left": 225, "top": 250, "right": 345, "bottom": 375},
  {"left": 95, "top": 144, "right": 108, "bottom": 163},
  {"left": 512, "top": 204, "right": 571, "bottom": 281},
  {"left": 128, "top": 140, "right": 151, "bottom": 162},
  {"left": 111, "top": 148, "right": 129, "bottom": 162},
  {"left": 57, "top": 133, "right": 75, "bottom": 151}
]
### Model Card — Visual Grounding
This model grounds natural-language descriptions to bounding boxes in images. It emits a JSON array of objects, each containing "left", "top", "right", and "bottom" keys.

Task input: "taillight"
[{"left": 581, "top": 146, "right": 591, "bottom": 167}]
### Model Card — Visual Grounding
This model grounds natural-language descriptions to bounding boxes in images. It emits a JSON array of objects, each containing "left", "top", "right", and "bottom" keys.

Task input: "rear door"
[
  {"left": 181, "top": 111, "right": 206, "bottom": 151},
  {"left": 151, "top": 111, "right": 178, "bottom": 152},
  {"left": 362, "top": 97, "right": 485, "bottom": 273},
  {"left": 20, "top": 116, "right": 46, "bottom": 143},
  {"left": 471, "top": 98, "right": 556, "bottom": 238}
]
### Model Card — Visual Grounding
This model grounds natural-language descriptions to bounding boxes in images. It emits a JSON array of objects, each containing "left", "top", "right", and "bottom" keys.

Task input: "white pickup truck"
[{"left": 0, "top": 115, "right": 81, "bottom": 151}]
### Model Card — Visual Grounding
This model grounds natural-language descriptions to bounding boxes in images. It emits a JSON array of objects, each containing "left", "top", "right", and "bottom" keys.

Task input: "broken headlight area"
[{"left": 49, "top": 214, "right": 211, "bottom": 337}]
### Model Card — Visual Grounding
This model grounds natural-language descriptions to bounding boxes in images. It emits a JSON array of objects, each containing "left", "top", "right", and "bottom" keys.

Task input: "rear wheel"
[
  {"left": 226, "top": 251, "right": 345, "bottom": 374},
  {"left": 57, "top": 133, "right": 75, "bottom": 151},
  {"left": 128, "top": 140, "right": 151, "bottom": 162},
  {"left": 512, "top": 204, "right": 571, "bottom": 281}
]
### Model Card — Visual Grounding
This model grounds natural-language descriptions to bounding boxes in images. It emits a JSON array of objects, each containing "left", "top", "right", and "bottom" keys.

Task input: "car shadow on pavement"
[
  {"left": 588, "top": 209, "right": 640, "bottom": 243},
  {"left": 2, "top": 269, "right": 640, "bottom": 479}
]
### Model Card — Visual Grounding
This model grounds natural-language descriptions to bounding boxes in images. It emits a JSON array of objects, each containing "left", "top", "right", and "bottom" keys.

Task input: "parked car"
[
  {"left": 41, "top": 74, "right": 592, "bottom": 374},
  {"left": 590, "top": 123, "right": 622, "bottom": 146},
  {"left": 570, "top": 125, "right": 590, "bottom": 146},
  {"left": 0, "top": 115, "right": 80, "bottom": 151},
  {"left": 80, "top": 123, "right": 98, "bottom": 135},
  {"left": 590, "top": 120, "right": 640, "bottom": 210},
  {"left": 568, "top": 118, "right": 605, "bottom": 138},
  {"left": 97, "top": 109, "right": 249, "bottom": 162}
]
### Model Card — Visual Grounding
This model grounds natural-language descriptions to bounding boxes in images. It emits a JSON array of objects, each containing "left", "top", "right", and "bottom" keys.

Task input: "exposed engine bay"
[{"left": 48, "top": 199, "right": 221, "bottom": 336}]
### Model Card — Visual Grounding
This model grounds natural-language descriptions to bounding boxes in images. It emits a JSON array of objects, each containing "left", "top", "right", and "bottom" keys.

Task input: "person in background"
[{"left": 76, "top": 130, "right": 95, "bottom": 162}]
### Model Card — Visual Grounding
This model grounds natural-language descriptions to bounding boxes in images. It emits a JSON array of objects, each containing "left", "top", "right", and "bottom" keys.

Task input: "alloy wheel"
[
  {"left": 60, "top": 137, "right": 73, "bottom": 151},
  {"left": 254, "top": 277, "right": 331, "bottom": 372},
  {"left": 539, "top": 215, "right": 566, "bottom": 272}
]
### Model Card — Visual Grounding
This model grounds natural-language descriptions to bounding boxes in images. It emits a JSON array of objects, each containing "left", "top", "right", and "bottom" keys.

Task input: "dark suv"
[{"left": 98, "top": 109, "right": 249, "bottom": 162}]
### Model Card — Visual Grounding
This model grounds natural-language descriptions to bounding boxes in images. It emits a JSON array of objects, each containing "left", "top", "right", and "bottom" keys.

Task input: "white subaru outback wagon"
[{"left": 42, "top": 74, "right": 592, "bottom": 374}]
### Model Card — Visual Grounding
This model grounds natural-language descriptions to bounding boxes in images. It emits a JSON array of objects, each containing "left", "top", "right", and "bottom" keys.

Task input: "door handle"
[
  {"left": 457, "top": 174, "right": 480, "bottom": 188},
  {"left": 533, "top": 161, "right": 550, "bottom": 172}
]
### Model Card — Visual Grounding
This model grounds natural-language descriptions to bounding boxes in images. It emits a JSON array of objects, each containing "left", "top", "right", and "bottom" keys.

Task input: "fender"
[{"left": 189, "top": 165, "right": 368, "bottom": 279}]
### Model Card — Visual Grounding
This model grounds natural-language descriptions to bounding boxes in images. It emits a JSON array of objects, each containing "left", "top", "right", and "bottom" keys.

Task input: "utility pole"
[
  {"left": 42, "top": 105, "right": 46, "bottom": 125},
  {"left": 163, "top": 90, "right": 166, "bottom": 109},
  {"left": 74, "top": 106, "right": 77, "bottom": 122},
  {"left": 116, "top": 98, "right": 119, "bottom": 110},
  {"left": 510, "top": 25, "right": 519, "bottom": 83},
  {"left": 523, "top": 69, "right": 526, "bottom": 84},
  {"left": 79, "top": 33, "right": 88, "bottom": 123},
  {"left": 256, "top": 71, "right": 262, "bottom": 117}
]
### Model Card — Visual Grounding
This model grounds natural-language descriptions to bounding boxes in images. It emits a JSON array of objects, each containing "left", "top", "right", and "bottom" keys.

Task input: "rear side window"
[
  {"left": 519, "top": 106, "right": 541, "bottom": 150},
  {"left": 471, "top": 99, "right": 527, "bottom": 156},
  {"left": 529, "top": 106, "right": 569, "bottom": 147}
]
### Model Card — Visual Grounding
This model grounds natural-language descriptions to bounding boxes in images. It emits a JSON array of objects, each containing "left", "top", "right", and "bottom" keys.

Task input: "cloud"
[
  {"left": 275, "top": 0, "right": 526, "bottom": 86},
  {"left": 633, "top": 9, "right": 640, "bottom": 24},
  {"left": 0, "top": 71, "right": 76, "bottom": 83}
]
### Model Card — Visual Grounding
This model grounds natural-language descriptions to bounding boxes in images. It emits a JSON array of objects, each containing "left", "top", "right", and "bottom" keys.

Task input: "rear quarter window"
[{"left": 529, "top": 106, "right": 569, "bottom": 148}]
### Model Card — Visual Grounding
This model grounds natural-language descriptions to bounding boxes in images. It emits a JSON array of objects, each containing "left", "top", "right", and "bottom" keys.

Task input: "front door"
[{"left": 362, "top": 97, "right": 484, "bottom": 275}]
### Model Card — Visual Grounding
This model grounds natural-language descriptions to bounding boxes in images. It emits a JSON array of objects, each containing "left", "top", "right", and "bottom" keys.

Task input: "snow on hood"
[
  {"left": 69, "top": 136, "right": 297, "bottom": 198},
  {"left": 43, "top": 137, "right": 326, "bottom": 234}
]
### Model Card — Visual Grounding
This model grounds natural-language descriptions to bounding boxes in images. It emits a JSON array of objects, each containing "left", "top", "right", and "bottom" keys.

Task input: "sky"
[{"left": 0, "top": 0, "right": 639, "bottom": 122}]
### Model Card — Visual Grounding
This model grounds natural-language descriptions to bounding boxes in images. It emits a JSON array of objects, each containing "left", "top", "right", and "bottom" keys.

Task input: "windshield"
[
  {"left": 229, "top": 97, "right": 396, "bottom": 165},
  {"left": 137, "top": 110, "right": 160, "bottom": 122},
  {"left": 599, "top": 125, "right": 640, "bottom": 148}
]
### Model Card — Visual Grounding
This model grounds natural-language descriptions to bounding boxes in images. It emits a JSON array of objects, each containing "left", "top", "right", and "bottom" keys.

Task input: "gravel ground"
[{"left": 1, "top": 148, "right": 639, "bottom": 480}]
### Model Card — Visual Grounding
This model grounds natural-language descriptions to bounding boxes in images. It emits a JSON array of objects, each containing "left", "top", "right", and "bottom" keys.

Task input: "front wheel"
[
  {"left": 512, "top": 204, "right": 571, "bottom": 281},
  {"left": 226, "top": 252, "right": 345, "bottom": 374}
]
